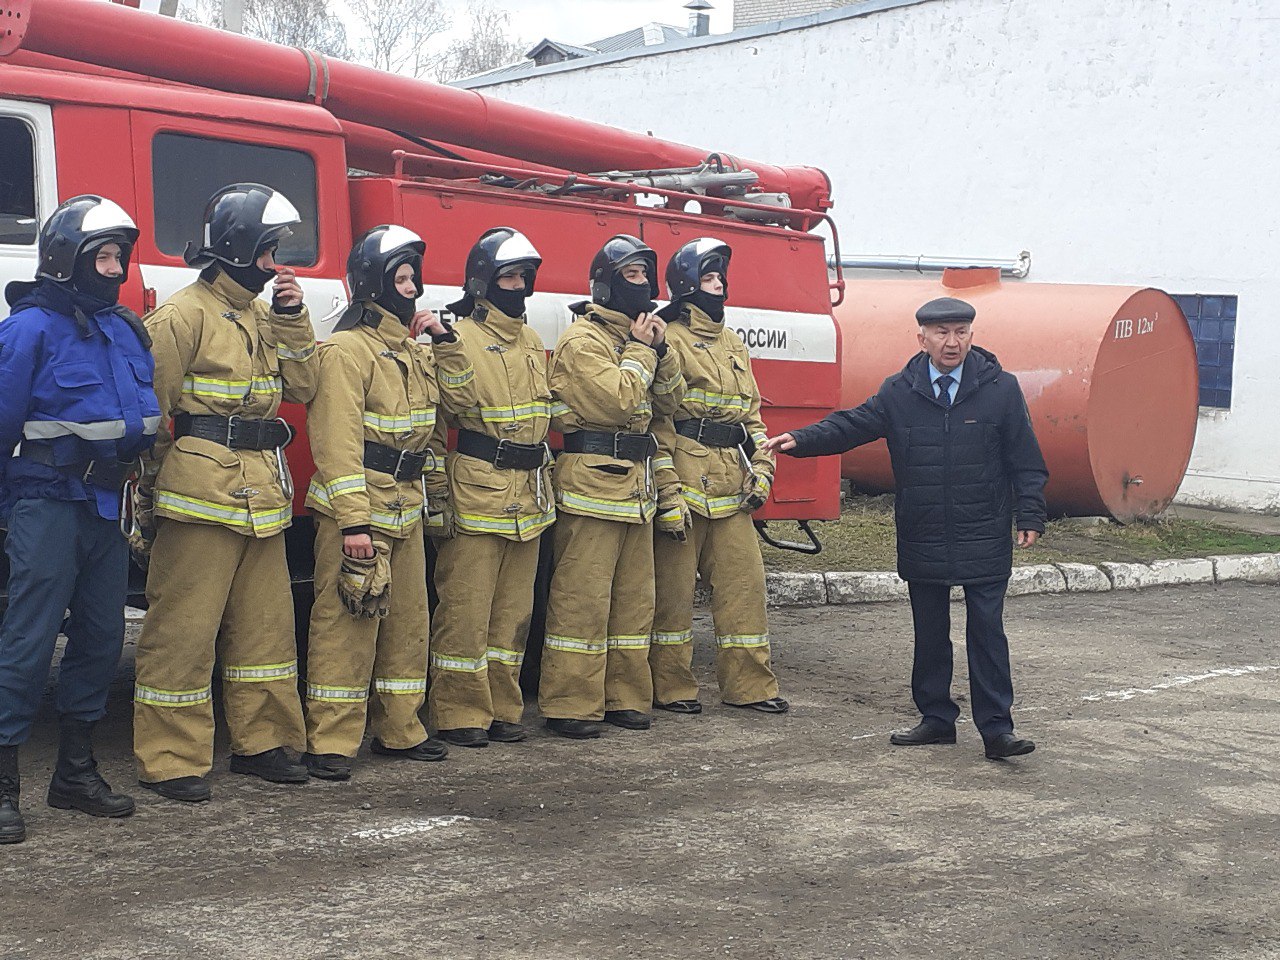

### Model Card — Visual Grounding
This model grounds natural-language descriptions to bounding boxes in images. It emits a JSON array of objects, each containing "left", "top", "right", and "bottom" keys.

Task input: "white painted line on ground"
[
  {"left": 1080, "top": 664, "right": 1280, "bottom": 702},
  {"left": 343, "top": 815, "right": 474, "bottom": 843}
]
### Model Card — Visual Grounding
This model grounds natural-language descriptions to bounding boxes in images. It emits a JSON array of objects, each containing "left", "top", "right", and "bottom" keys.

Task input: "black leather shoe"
[
  {"left": 487, "top": 721, "right": 527, "bottom": 743},
  {"left": 984, "top": 732, "right": 1036, "bottom": 760},
  {"left": 889, "top": 720, "right": 957, "bottom": 746},
  {"left": 654, "top": 699, "right": 703, "bottom": 715},
  {"left": 229, "top": 747, "right": 309, "bottom": 784},
  {"left": 603, "top": 710, "right": 652, "bottom": 730},
  {"left": 545, "top": 718, "right": 604, "bottom": 740},
  {"left": 437, "top": 727, "right": 490, "bottom": 748},
  {"left": 139, "top": 776, "right": 211, "bottom": 803},
  {"left": 46, "top": 718, "right": 135, "bottom": 818},
  {"left": 303, "top": 752, "right": 353, "bottom": 781},
  {"left": 370, "top": 738, "right": 449, "bottom": 762},
  {"left": 0, "top": 745, "right": 25, "bottom": 844}
]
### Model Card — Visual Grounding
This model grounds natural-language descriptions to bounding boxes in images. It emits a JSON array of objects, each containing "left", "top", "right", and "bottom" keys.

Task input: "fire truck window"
[
  {"left": 151, "top": 133, "right": 319, "bottom": 266},
  {"left": 0, "top": 117, "right": 38, "bottom": 246}
]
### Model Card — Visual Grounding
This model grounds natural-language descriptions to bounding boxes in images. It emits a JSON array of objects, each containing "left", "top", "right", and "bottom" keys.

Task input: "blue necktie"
[{"left": 936, "top": 374, "right": 954, "bottom": 408}]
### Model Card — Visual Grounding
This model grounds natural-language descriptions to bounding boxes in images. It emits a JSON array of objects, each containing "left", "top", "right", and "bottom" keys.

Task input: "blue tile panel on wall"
[{"left": 1172, "top": 294, "right": 1237, "bottom": 409}]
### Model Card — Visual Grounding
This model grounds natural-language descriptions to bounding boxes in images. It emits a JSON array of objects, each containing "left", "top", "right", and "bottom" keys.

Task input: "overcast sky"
[{"left": 496, "top": 0, "right": 735, "bottom": 46}]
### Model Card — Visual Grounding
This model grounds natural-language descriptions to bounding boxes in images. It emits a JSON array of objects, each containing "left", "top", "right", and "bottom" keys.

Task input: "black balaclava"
[
  {"left": 606, "top": 275, "right": 656, "bottom": 320},
  {"left": 687, "top": 289, "right": 726, "bottom": 324},
  {"left": 221, "top": 242, "right": 279, "bottom": 295},
  {"left": 374, "top": 257, "right": 421, "bottom": 323},
  {"left": 485, "top": 272, "right": 530, "bottom": 319},
  {"left": 69, "top": 248, "right": 126, "bottom": 312}
]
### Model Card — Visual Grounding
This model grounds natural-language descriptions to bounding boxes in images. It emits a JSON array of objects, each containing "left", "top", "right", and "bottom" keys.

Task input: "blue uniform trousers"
[
  {"left": 0, "top": 498, "right": 128, "bottom": 746},
  {"left": 906, "top": 578, "right": 1015, "bottom": 739}
]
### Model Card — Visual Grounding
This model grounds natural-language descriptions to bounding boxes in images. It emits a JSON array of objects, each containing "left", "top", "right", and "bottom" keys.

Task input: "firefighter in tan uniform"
[
  {"left": 428, "top": 228, "right": 554, "bottom": 748},
  {"left": 133, "top": 184, "right": 318, "bottom": 802},
  {"left": 538, "top": 235, "right": 686, "bottom": 740},
  {"left": 650, "top": 239, "right": 788, "bottom": 715},
  {"left": 299, "top": 225, "right": 451, "bottom": 781}
]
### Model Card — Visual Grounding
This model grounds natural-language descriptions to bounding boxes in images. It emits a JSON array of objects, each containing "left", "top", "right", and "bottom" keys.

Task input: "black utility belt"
[
  {"left": 363, "top": 441, "right": 433, "bottom": 481},
  {"left": 455, "top": 429, "right": 548, "bottom": 471},
  {"left": 19, "top": 441, "right": 138, "bottom": 489},
  {"left": 675, "top": 418, "right": 752, "bottom": 450},
  {"left": 174, "top": 412, "right": 293, "bottom": 451},
  {"left": 561, "top": 430, "right": 658, "bottom": 462}
]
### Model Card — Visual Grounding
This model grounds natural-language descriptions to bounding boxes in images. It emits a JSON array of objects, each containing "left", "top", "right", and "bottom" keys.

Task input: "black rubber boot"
[
  {"left": 46, "top": 718, "right": 135, "bottom": 818},
  {"left": 545, "top": 718, "right": 604, "bottom": 740},
  {"left": 139, "top": 776, "right": 211, "bottom": 803},
  {"left": 370, "top": 738, "right": 449, "bottom": 762},
  {"left": 0, "top": 745, "right": 25, "bottom": 844},
  {"left": 486, "top": 721, "right": 527, "bottom": 743},
  {"left": 437, "top": 727, "right": 489, "bottom": 748},
  {"left": 303, "top": 752, "right": 354, "bottom": 781},
  {"left": 229, "top": 747, "right": 310, "bottom": 784}
]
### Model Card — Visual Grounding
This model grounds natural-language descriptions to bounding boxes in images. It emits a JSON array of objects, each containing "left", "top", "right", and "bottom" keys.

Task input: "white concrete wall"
[{"left": 472, "top": 0, "right": 1280, "bottom": 512}]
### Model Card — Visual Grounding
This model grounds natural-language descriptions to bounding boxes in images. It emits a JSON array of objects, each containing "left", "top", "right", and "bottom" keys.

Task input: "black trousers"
[{"left": 906, "top": 578, "right": 1015, "bottom": 739}]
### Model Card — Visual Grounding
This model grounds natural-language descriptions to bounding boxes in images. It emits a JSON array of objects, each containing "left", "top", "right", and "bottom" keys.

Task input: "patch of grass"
[{"left": 762, "top": 495, "right": 1280, "bottom": 573}]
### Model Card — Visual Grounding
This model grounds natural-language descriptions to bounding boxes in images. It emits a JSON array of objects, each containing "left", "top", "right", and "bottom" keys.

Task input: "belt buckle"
[
  {"left": 494, "top": 438, "right": 512, "bottom": 469},
  {"left": 225, "top": 414, "right": 240, "bottom": 448},
  {"left": 394, "top": 447, "right": 412, "bottom": 479},
  {"left": 694, "top": 419, "right": 709, "bottom": 445},
  {"left": 611, "top": 433, "right": 624, "bottom": 460}
]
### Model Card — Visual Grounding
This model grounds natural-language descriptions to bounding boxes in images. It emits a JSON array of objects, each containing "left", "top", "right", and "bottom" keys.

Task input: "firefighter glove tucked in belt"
[
  {"left": 363, "top": 440, "right": 432, "bottom": 481},
  {"left": 456, "top": 428, "right": 548, "bottom": 470},
  {"left": 561, "top": 430, "right": 659, "bottom": 461},
  {"left": 173, "top": 412, "right": 293, "bottom": 450},
  {"left": 337, "top": 540, "right": 393, "bottom": 619}
]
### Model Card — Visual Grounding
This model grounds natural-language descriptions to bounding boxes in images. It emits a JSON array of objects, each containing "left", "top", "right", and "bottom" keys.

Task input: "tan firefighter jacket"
[
  {"left": 654, "top": 302, "right": 776, "bottom": 520},
  {"left": 304, "top": 304, "right": 447, "bottom": 539},
  {"left": 144, "top": 270, "right": 319, "bottom": 538},
  {"left": 432, "top": 299, "right": 555, "bottom": 542},
  {"left": 548, "top": 303, "right": 685, "bottom": 524}
]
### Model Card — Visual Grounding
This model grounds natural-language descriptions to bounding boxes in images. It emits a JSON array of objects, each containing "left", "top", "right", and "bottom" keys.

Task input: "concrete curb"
[{"left": 764, "top": 552, "right": 1280, "bottom": 607}]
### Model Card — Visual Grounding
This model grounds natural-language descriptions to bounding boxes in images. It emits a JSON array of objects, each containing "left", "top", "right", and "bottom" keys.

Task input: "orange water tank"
[{"left": 836, "top": 269, "right": 1198, "bottom": 521}]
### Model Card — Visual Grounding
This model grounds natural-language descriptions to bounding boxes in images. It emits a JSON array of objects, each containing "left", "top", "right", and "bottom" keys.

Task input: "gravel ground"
[{"left": 2, "top": 583, "right": 1278, "bottom": 960}]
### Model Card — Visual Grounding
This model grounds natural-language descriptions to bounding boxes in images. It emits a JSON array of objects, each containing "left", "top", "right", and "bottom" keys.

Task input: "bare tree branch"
[
  {"left": 182, "top": 0, "right": 351, "bottom": 60},
  {"left": 433, "top": 1, "right": 526, "bottom": 83},
  {"left": 347, "top": 0, "right": 451, "bottom": 78}
]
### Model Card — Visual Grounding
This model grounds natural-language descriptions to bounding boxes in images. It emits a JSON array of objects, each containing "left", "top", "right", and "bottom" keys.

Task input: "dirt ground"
[{"left": 3, "top": 583, "right": 1279, "bottom": 960}]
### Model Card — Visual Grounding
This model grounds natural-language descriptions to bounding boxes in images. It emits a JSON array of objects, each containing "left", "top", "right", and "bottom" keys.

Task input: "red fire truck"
[{"left": 0, "top": 0, "right": 844, "bottom": 630}]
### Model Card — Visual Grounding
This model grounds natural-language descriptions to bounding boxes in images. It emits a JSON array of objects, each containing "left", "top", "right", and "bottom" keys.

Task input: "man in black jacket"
[{"left": 763, "top": 296, "right": 1048, "bottom": 760}]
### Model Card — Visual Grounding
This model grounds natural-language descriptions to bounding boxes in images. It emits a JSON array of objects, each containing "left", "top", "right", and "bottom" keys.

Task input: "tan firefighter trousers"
[
  {"left": 428, "top": 532, "right": 542, "bottom": 730},
  {"left": 304, "top": 516, "right": 429, "bottom": 757},
  {"left": 539, "top": 513, "right": 655, "bottom": 721},
  {"left": 650, "top": 510, "right": 780, "bottom": 706},
  {"left": 133, "top": 520, "right": 305, "bottom": 782}
]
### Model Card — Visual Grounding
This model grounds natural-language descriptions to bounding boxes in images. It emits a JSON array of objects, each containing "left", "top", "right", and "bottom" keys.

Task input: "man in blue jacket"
[
  {"left": 764, "top": 296, "right": 1047, "bottom": 760},
  {"left": 0, "top": 196, "right": 161, "bottom": 844}
]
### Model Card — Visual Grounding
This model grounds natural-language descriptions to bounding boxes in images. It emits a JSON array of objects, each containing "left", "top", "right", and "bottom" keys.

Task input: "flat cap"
[{"left": 916, "top": 297, "right": 976, "bottom": 325}]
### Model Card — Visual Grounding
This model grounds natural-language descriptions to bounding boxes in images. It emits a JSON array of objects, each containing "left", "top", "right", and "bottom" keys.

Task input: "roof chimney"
[{"left": 684, "top": 0, "right": 712, "bottom": 38}]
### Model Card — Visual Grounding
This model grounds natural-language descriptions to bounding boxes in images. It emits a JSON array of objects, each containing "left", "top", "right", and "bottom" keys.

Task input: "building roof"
[
  {"left": 456, "top": 0, "right": 941, "bottom": 89},
  {"left": 463, "top": 22, "right": 688, "bottom": 84}
]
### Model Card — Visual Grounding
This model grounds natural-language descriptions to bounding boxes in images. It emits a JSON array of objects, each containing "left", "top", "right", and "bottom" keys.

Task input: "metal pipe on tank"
[
  {"left": 0, "top": 0, "right": 833, "bottom": 214},
  {"left": 830, "top": 251, "right": 1032, "bottom": 279},
  {"left": 836, "top": 269, "right": 1199, "bottom": 522}
]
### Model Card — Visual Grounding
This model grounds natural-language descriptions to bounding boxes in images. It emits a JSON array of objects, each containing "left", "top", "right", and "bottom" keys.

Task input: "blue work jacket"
[{"left": 0, "top": 285, "right": 160, "bottom": 521}]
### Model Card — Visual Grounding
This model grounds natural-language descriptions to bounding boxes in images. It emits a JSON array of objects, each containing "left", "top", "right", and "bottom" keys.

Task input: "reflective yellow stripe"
[
  {"left": 486, "top": 646, "right": 524, "bottom": 666},
  {"left": 657, "top": 507, "right": 683, "bottom": 524},
  {"left": 370, "top": 504, "right": 424, "bottom": 534},
  {"left": 374, "top": 677, "right": 427, "bottom": 694},
  {"left": 654, "top": 371, "right": 685, "bottom": 395},
  {"left": 430, "top": 653, "right": 486, "bottom": 673},
  {"left": 363, "top": 408, "right": 436, "bottom": 432},
  {"left": 439, "top": 366, "right": 474, "bottom": 387},
  {"left": 411, "top": 408, "right": 436, "bottom": 428},
  {"left": 455, "top": 509, "right": 555, "bottom": 538},
  {"left": 558, "top": 490, "right": 655, "bottom": 523},
  {"left": 653, "top": 455, "right": 675, "bottom": 472},
  {"left": 306, "top": 683, "right": 369, "bottom": 702},
  {"left": 607, "top": 634, "right": 650, "bottom": 650},
  {"left": 182, "top": 375, "right": 248, "bottom": 399},
  {"left": 464, "top": 401, "right": 551, "bottom": 425},
  {"left": 155, "top": 491, "right": 291, "bottom": 532},
  {"left": 550, "top": 401, "right": 572, "bottom": 418},
  {"left": 681, "top": 488, "right": 742, "bottom": 519},
  {"left": 685, "top": 388, "right": 750, "bottom": 412},
  {"left": 619, "top": 357, "right": 653, "bottom": 388},
  {"left": 716, "top": 633, "right": 770, "bottom": 649},
  {"left": 277, "top": 342, "right": 317, "bottom": 361},
  {"left": 750, "top": 431, "right": 769, "bottom": 449},
  {"left": 223, "top": 660, "right": 298, "bottom": 683},
  {"left": 324, "top": 474, "right": 367, "bottom": 499},
  {"left": 545, "top": 634, "right": 606, "bottom": 655},
  {"left": 653, "top": 630, "right": 693, "bottom": 645},
  {"left": 134, "top": 683, "right": 212, "bottom": 707}
]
